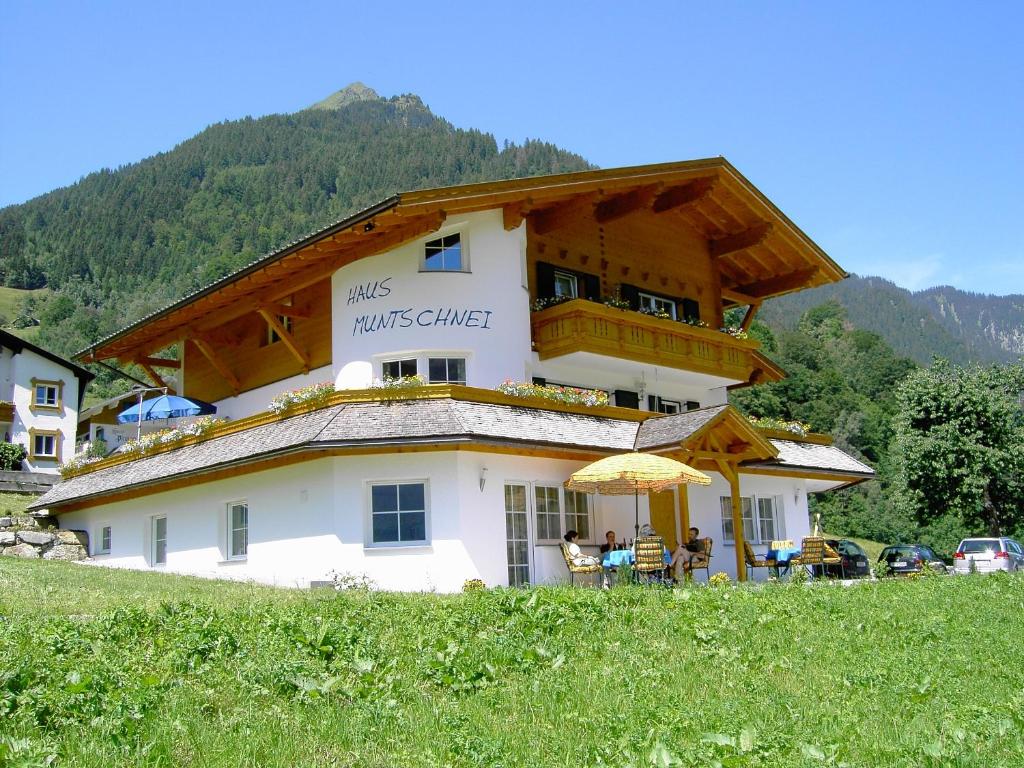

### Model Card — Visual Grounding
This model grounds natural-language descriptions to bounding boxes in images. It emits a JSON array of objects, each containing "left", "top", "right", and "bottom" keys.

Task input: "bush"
[{"left": 0, "top": 442, "right": 27, "bottom": 471}]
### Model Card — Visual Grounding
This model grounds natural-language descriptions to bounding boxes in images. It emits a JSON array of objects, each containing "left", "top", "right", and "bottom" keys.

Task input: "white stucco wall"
[
  {"left": 57, "top": 448, "right": 812, "bottom": 590},
  {"left": 331, "top": 210, "right": 532, "bottom": 390},
  {"left": 9, "top": 348, "right": 80, "bottom": 473}
]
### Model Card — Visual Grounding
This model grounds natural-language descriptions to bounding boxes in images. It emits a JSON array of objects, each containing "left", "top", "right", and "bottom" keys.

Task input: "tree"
[{"left": 890, "top": 359, "right": 1024, "bottom": 545}]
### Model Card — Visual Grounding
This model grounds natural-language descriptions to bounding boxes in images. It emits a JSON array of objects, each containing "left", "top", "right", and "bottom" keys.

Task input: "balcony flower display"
[
  {"left": 369, "top": 374, "right": 427, "bottom": 389},
  {"left": 268, "top": 381, "right": 337, "bottom": 414},
  {"left": 720, "top": 326, "right": 749, "bottom": 340},
  {"left": 58, "top": 453, "right": 105, "bottom": 478},
  {"left": 496, "top": 380, "right": 609, "bottom": 408},
  {"left": 746, "top": 415, "right": 810, "bottom": 437},
  {"left": 530, "top": 295, "right": 574, "bottom": 312}
]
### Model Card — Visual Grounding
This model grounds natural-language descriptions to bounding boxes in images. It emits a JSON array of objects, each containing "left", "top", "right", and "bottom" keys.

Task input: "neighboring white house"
[
  {"left": 0, "top": 329, "right": 94, "bottom": 474},
  {"left": 32, "top": 159, "right": 874, "bottom": 589}
]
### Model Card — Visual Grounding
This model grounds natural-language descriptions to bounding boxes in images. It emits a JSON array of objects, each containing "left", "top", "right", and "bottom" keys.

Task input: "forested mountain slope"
[
  {"left": 762, "top": 275, "right": 1023, "bottom": 365},
  {"left": 0, "top": 84, "right": 590, "bottom": 386}
]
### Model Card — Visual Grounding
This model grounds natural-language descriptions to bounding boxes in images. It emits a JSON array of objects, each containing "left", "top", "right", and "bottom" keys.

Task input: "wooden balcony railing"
[{"left": 530, "top": 300, "right": 783, "bottom": 385}]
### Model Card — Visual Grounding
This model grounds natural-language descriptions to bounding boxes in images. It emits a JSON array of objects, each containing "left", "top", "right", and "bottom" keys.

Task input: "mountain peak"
[{"left": 308, "top": 82, "right": 380, "bottom": 111}]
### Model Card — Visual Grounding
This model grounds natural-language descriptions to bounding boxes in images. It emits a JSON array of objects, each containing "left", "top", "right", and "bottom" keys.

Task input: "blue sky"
[{"left": 2, "top": 1, "right": 1021, "bottom": 295}]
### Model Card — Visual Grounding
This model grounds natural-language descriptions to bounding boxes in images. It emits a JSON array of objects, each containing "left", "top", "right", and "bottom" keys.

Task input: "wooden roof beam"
[
  {"left": 139, "top": 362, "right": 167, "bottom": 390},
  {"left": 732, "top": 267, "right": 820, "bottom": 298},
  {"left": 529, "top": 193, "right": 601, "bottom": 236},
  {"left": 192, "top": 337, "right": 240, "bottom": 394},
  {"left": 258, "top": 309, "right": 310, "bottom": 373},
  {"left": 261, "top": 302, "right": 310, "bottom": 319},
  {"left": 721, "top": 287, "right": 759, "bottom": 305},
  {"left": 593, "top": 185, "right": 661, "bottom": 224},
  {"left": 709, "top": 222, "right": 773, "bottom": 259},
  {"left": 137, "top": 356, "right": 180, "bottom": 369},
  {"left": 652, "top": 178, "right": 715, "bottom": 213}
]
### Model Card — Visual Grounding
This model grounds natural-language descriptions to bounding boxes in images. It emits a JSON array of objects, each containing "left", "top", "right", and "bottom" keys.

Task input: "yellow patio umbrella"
[{"left": 566, "top": 452, "right": 712, "bottom": 538}]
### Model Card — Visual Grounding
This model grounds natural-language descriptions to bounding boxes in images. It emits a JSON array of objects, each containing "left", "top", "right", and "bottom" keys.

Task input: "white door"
[{"left": 504, "top": 483, "right": 532, "bottom": 586}]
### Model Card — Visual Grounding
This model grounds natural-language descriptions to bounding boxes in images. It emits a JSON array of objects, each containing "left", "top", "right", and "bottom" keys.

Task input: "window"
[
  {"left": 534, "top": 485, "right": 593, "bottom": 544},
  {"left": 428, "top": 357, "right": 466, "bottom": 385},
  {"left": 382, "top": 358, "right": 417, "bottom": 380},
  {"left": 152, "top": 516, "right": 167, "bottom": 565},
  {"left": 423, "top": 232, "right": 464, "bottom": 271},
  {"left": 96, "top": 525, "right": 111, "bottom": 555},
  {"left": 553, "top": 271, "right": 578, "bottom": 299},
  {"left": 720, "top": 495, "right": 783, "bottom": 544},
  {"left": 266, "top": 314, "right": 293, "bottom": 345},
  {"left": 228, "top": 502, "right": 248, "bottom": 559},
  {"left": 31, "top": 380, "right": 62, "bottom": 409},
  {"left": 564, "top": 490, "right": 591, "bottom": 540},
  {"left": 685, "top": 400, "right": 701, "bottom": 412},
  {"left": 639, "top": 292, "right": 677, "bottom": 319},
  {"left": 648, "top": 396, "right": 681, "bottom": 414},
  {"left": 370, "top": 482, "right": 427, "bottom": 545},
  {"left": 534, "top": 486, "right": 561, "bottom": 543},
  {"left": 29, "top": 430, "right": 60, "bottom": 461},
  {"left": 33, "top": 433, "right": 57, "bottom": 458}
]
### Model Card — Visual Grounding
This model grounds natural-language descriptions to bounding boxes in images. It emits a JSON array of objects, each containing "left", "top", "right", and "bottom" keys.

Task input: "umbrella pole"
[{"left": 634, "top": 485, "right": 640, "bottom": 539}]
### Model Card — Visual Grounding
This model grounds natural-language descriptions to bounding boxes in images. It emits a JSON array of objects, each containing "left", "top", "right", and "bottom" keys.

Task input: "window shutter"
[
  {"left": 619, "top": 283, "right": 640, "bottom": 310},
  {"left": 648, "top": 395, "right": 657, "bottom": 411},
  {"left": 614, "top": 390, "right": 639, "bottom": 409},
  {"left": 536, "top": 262, "right": 556, "bottom": 299},
  {"left": 685, "top": 400, "right": 700, "bottom": 411},
  {"left": 532, "top": 377, "right": 547, "bottom": 386},
  {"left": 682, "top": 298, "right": 701, "bottom": 323},
  {"left": 582, "top": 273, "right": 601, "bottom": 301}
]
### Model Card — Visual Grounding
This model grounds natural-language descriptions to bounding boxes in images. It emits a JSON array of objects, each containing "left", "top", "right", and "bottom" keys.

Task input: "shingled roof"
[{"left": 31, "top": 397, "right": 873, "bottom": 511}]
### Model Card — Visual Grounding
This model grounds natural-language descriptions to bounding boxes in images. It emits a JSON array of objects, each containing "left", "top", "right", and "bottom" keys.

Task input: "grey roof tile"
[
  {"left": 634, "top": 404, "right": 728, "bottom": 450},
  {"left": 747, "top": 439, "right": 876, "bottom": 476}
]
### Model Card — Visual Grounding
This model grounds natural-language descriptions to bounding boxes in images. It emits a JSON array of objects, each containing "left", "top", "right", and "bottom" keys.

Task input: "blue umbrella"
[{"left": 117, "top": 394, "right": 217, "bottom": 424}]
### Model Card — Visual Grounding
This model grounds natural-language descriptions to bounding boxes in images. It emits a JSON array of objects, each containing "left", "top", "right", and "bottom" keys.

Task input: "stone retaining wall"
[{"left": 0, "top": 515, "right": 89, "bottom": 561}]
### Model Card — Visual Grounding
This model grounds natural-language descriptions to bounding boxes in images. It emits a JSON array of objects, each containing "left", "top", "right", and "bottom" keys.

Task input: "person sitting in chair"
[
  {"left": 599, "top": 530, "right": 618, "bottom": 554},
  {"left": 671, "top": 527, "right": 708, "bottom": 574},
  {"left": 564, "top": 530, "right": 601, "bottom": 567}
]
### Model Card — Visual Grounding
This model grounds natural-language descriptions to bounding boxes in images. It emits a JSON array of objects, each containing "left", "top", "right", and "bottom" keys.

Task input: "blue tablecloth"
[
  {"left": 767, "top": 547, "right": 802, "bottom": 565},
  {"left": 602, "top": 549, "right": 671, "bottom": 568}
]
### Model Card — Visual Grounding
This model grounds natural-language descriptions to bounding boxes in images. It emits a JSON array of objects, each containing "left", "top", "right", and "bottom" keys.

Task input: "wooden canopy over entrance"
[
  {"left": 79, "top": 158, "right": 846, "bottom": 382},
  {"left": 647, "top": 405, "right": 779, "bottom": 581}
]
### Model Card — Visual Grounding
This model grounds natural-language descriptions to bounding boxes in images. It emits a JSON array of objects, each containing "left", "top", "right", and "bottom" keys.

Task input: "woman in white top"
[{"left": 563, "top": 530, "right": 600, "bottom": 567}]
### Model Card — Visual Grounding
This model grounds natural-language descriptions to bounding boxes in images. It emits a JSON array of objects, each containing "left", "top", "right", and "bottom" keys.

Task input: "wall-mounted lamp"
[{"left": 479, "top": 466, "right": 489, "bottom": 492}]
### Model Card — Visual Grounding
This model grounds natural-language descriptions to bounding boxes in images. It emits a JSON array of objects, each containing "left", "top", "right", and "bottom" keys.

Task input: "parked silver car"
[{"left": 953, "top": 538, "right": 1024, "bottom": 574}]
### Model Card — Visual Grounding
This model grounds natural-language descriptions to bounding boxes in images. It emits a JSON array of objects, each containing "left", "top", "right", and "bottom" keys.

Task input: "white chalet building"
[
  {"left": 1, "top": 329, "right": 93, "bottom": 474},
  {"left": 32, "top": 160, "right": 874, "bottom": 589}
]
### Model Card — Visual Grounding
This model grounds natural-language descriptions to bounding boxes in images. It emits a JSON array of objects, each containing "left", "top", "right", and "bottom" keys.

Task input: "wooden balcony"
[{"left": 530, "top": 299, "right": 783, "bottom": 385}]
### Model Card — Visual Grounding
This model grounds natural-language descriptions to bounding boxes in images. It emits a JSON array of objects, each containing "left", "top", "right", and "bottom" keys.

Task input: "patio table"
[
  {"left": 602, "top": 549, "right": 672, "bottom": 569},
  {"left": 766, "top": 546, "right": 802, "bottom": 575}
]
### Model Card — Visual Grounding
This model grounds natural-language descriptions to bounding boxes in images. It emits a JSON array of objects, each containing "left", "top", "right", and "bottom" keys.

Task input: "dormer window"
[
  {"left": 553, "top": 271, "right": 578, "bottom": 299},
  {"left": 423, "top": 233, "right": 464, "bottom": 272}
]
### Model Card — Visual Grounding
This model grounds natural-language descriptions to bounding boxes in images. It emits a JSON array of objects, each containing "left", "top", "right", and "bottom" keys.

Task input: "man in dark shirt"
[
  {"left": 599, "top": 530, "right": 618, "bottom": 554},
  {"left": 671, "top": 526, "right": 708, "bottom": 574}
]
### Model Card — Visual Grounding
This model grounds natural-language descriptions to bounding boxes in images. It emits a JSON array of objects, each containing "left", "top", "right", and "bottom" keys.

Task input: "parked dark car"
[
  {"left": 823, "top": 538, "right": 871, "bottom": 578},
  {"left": 877, "top": 544, "right": 947, "bottom": 576}
]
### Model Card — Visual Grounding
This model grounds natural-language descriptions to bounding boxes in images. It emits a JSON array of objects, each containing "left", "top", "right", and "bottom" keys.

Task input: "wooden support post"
[
  {"left": 192, "top": 337, "right": 240, "bottom": 394},
  {"left": 740, "top": 301, "right": 762, "bottom": 332},
  {"left": 678, "top": 485, "right": 690, "bottom": 541},
  {"left": 716, "top": 458, "right": 746, "bottom": 582},
  {"left": 258, "top": 309, "right": 311, "bottom": 372}
]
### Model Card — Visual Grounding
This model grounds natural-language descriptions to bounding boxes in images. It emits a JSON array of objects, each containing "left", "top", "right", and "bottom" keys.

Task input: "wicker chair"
[
  {"left": 679, "top": 537, "right": 712, "bottom": 583},
  {"left": 792, "top": 536, "right": 826, "bottom": 578},
  {"left": 559, "top": 542, "right": 603, "bottom": 586},
  {"left": 743, "top": 540, "right": 776, "bottom": 580},
  {"left": 633, "top": 535, "right": 669, "bottom": 585}
]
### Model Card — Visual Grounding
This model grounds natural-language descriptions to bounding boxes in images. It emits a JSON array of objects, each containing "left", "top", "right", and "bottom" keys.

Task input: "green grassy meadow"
[{"left": 1, "top": 559, "right": 1022, "bottom": 768}]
